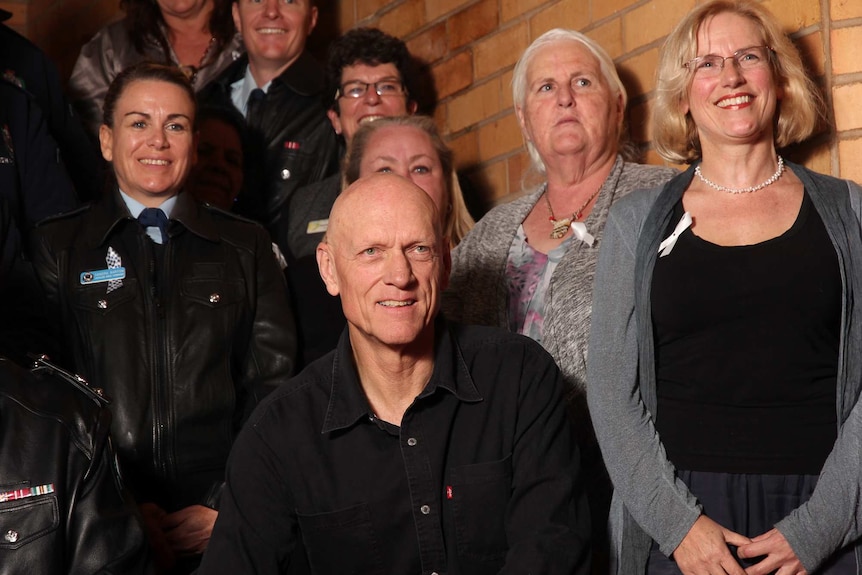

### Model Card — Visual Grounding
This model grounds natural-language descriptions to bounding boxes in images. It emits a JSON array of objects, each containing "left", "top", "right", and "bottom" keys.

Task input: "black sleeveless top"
[{"left": 651, "top": 191, "right": 840, "bottom": 474}]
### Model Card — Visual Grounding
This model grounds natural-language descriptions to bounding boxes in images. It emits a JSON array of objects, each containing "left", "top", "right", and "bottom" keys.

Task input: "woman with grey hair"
[{"left": 444, "top": 28, "right": 677, "bottom": 571}]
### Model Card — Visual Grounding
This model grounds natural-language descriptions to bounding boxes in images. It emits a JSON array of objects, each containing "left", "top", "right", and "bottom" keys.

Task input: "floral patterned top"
[{"left": 506, "top": 224, "right": 572, "bottom": 344}]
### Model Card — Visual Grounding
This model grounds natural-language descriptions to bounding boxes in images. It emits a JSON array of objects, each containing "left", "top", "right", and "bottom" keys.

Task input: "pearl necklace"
[
  {"left": 694, "top": 156, "right": 784, "bottom": 194},
  {"left": 544, "top": 186, "right": 602, "bottom": 239}
]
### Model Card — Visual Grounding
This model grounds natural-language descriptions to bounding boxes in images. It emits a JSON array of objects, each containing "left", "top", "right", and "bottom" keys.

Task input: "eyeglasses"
[
  {"left": 684, "top": 45, "right": 774, "bottom": 76},
  {"left": 336, "top": 79, "right": 407, "bottom": 100}
]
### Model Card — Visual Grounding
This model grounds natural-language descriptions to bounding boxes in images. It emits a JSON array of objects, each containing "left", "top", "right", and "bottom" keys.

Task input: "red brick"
[
  {"left": 448, "top": 76, "right": 503, "bottom": 132},
  {"left": 762, "top": 0, "right": 820, "bottom": 31},
  {"left": 448, "top": 129, "right": 479, "bottom": 170},
  {"left": 839, "top": 138, "right": 862, "bottom": 183},
  {"left": 586, "top": 17, "right": 623, "bottom": 59},
  {"left": 478, "top": 111, "right": 523, "bottom": 160},
  {"left": 356, "top": 0, "right": 391, "bottom": 21},
  {"left": 618, "top": 47, "right": 660, "bottom": 96},
  {"left": 794, "top": 31, "right": 824, "bottom": 78},
  {"left": 474, "top": 22, "right": 529, "bottom": 80},
  {"left": 425, "top": 0, "right": 472, "bottom": 22},
  {"left": 623, "top": 0, "right": 694, "bottom": 52},
  {"left": 470, "top": 159, "right": 509, "bottom": 203},
  {"left": 502, "top": 0, "right": 546, "bottom": 24},
  {"left": 832, "top": 26, "right": 862, "bottom": 75},
  {"left": 832, "top": 0, "right": 861, "bottom": 21},
  {"left": 407, "top": 22, "right": 448, "bottom": 65},
  {"left": 377, "top": 0, "right": 425, "bottom": 39},
  {"left": 449, "top": 0, "right": 498, "bottom": 50},
  {"left": 530, "top": 0, "right": 590, "bottom": 40},
  {"left": 432, "top": 50, "right": 472, "bottom": 100}
]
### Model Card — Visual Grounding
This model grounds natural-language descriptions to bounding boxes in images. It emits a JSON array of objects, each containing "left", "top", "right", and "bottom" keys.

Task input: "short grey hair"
[{"left": 512, "top": 28, "right": 627, "bottom": 175}]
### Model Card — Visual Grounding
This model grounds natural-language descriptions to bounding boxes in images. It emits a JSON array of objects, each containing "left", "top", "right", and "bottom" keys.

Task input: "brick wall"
[
  {"left": 7, "top": 0, "right": 861, "bottom": 207},
  {"left": 339, "top": 0, "right": 862, "bottom": 208}
]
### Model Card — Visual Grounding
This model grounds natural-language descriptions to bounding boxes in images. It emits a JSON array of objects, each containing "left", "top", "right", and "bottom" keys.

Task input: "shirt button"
[
  {"left": 281, "top": 168, "right": 291, "bottom": 180},
  {"left": 407, "top": 437, "right": 417, "bottom": 446},
  {"left": 420, "top": 504, "right": 430, "bottom": 515}
]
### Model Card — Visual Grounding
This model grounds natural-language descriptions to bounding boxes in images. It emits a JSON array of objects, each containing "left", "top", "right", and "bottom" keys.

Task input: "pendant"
[{"left": 550, "top": 218, "right": 572, "bottom": 239}]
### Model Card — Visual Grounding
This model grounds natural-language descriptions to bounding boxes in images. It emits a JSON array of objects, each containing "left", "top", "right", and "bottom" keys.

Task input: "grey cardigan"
[
  {"left": 587, "top": 161, "right": 862, "bottom": 574},
  {"left": 446, "top": 156, "right": 677, "bottom": 401}
]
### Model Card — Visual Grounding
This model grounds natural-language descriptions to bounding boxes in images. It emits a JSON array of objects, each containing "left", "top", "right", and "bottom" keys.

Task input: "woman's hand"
[
  {"left": 163, "top": 504, "right": 218, "bottom": 556},
  {"left": 139, "top": 502, "right": 176, "bottom": 571},
  {"left": 737, "top": 528, "right": 807, "bottom": 575},
  {"left": 673, "top": 515, "right": 751, "bottom": 575}
]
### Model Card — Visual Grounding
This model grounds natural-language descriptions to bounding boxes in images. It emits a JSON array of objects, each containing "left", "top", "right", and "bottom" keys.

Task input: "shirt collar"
[
  {"left": 321, "top": 317, "right": 483, "bottom": 434},
  {"left": 118, "top": 189, "right": 178, "bottom": 219},
  {"left": 230, "top": 65, "right": 273, "bottom": 117},
  {"left": 83, "top": 189, "right": 220, "bottom": 248}
]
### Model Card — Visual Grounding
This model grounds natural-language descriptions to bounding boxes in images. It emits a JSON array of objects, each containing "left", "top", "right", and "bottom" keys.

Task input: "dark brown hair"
[
  {"left": 121, "top": 0, "right": 235, "bottom": 63},
  {"left": 102, "top": 62, "right": 196, "bottom": 127}
]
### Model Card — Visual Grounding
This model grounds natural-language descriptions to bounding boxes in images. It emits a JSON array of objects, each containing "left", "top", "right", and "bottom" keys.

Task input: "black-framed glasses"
[
  {"left": 684, "top": 45, "right": 774, "bottom": 76},
  {"left": 336, "top": 79, "right": 407, "bottom": 100}
]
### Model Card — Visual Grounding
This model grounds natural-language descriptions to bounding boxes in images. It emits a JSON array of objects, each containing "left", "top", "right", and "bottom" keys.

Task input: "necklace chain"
[
  {"left": 695, "top": 156, "right": 784, "bottom": 194},
  {"left": 544, "top": 186, "right": 602, "bottom": 240},
  {"left": 179, "top": 36, "right": 217, "bottom": 86}
]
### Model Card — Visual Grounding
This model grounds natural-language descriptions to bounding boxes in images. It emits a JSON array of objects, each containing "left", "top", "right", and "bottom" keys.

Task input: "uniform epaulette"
[
  {"left": 33, "top": 203, "right": 92, "bottom": 227},
  {"left": 200, "top": 203, "right": 260, "bottom": 225},
  {"left": 29, "top": 354, "right": 110, "bottom": 406}
]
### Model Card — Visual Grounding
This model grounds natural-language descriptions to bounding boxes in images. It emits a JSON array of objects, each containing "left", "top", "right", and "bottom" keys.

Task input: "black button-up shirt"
[{"left": 199, "top": 320, "right": 590, "bottom": 575}]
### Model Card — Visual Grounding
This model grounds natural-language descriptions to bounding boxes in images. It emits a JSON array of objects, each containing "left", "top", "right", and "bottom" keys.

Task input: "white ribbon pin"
[
  {"left": 570, "top": 222, "right": 595, "bottom": 247},
  {"left": 658, "top": 212, "right": 692, "bottom": 257}
]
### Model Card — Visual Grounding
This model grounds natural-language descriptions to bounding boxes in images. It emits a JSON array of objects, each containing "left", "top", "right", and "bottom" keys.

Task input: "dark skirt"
[{"left": 647, "top": 470, "right": 857, "bottom": 574}]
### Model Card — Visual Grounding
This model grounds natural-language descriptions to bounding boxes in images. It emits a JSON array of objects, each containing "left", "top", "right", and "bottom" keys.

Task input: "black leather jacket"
[
  {"left": 198, "top": 52, "right": 340, "bottom": 233},
  {"left": 30, "top": 190, "right": 297, "bottom": 512},
  {"left": 0, "top": 357, "right": 151, "bottom": 574}
]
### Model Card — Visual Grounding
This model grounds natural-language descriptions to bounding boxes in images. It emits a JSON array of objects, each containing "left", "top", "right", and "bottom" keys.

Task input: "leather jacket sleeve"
[
  {"left": 203, "top": 228, "right": 297, "bottom": 510},
  {"left": 0, "top": 360, "right": 152, "bottom": 574},
  {"left": 66, "top": 386, "right": 154, "bottom": 574},
  {"left": 236, "top": 228, "right": 297, "bottom": 424}
]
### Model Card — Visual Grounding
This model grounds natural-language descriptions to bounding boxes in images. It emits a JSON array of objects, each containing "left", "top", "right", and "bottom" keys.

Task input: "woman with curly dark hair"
[{"left": 69, "top": 0, "right": 242, "bottom": 138}]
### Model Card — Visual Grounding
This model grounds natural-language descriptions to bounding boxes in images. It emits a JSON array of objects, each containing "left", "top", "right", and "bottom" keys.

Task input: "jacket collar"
[
  {"left": 216, "top": 51, "right": 323, "bottom": 97},
  {"left": 83, "top": 189, "right": 221, "bottom": 248},
  {"left": 321, "top": 317, "right": 482, "bottom": 433}
]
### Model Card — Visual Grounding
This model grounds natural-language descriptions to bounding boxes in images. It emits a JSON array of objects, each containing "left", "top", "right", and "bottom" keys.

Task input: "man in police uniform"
[{"left": 198, "top": 0, "right": 338, "bottom": 233}]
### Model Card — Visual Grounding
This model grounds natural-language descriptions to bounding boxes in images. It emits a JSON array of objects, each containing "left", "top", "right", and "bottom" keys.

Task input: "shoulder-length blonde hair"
[
  {"left": 343, "top": 115, "right": 475, "bottom": 247},
  {"left": 652, "top": 0, "right": 822, "bottom": 164}
]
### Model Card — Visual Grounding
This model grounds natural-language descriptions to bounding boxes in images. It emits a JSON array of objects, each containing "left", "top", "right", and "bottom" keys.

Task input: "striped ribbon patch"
[{"left": 0, "top": 484, "right": 54, "bottom": 502}]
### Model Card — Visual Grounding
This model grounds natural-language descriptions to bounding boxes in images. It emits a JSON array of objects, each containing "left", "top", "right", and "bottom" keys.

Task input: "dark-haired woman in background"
[
  {"left": 32, "top": 63, "right": 295, "bottom": 574},
  {"left": 69, "top": 0, "right": 241, "bottom": 138}
]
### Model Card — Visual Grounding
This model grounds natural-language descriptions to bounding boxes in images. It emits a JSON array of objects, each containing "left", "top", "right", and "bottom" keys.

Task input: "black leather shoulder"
[{"left": 0, "top": 358, "right": 108, "bottom": 455}]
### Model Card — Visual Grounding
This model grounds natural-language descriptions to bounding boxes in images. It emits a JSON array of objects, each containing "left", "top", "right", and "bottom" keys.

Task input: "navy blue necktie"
[{"left": 138, "top": 208, "right": 169, "bottom": 244}]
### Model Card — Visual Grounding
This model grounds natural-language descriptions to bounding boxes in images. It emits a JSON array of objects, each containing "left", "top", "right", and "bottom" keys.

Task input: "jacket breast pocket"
[
  {"left": 277, "top": 148, "right": 314, "bottom": 188},
  {"left": 71, "top": 278, "right": 138, "bottom": 316},
  {"left": 0, "top": 496, "right": 59, "bottom": 549},
  {"left": 296, "top": 502, "right": 384, "bottom": 575},
  {"left": 450, "top": 454, "right": 513, "bottom": 562},
  {"left": 180, "top": 278, "right": 245, "bottom": 309}
]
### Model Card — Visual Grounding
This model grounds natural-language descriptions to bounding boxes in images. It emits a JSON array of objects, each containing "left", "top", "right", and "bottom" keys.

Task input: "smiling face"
[
  {"left": 187, "top": 117, "right": 244, "bottom": 209},
  {"left": 99, "top": 79, "right": 196, "bottom": 207},
  {"left": 516, "top": 40, "right": 622, "bottom": 168},
  {"left": 357, "top": 125, "right": 447, "bottom": 213},
  {"left": 157, "top": 0, "right": 211, "bottom": 20},
  {"left": 328, "top": 62, "right": 414, "bottom": 143},
  {"left": 317, "top": 174, "right": 450, "bottom": 353},
  {"left": 232, "top": 0, "right": 317, "bottom": 80},
  {"left": 683, "top": 11, "right": 781, "bottom": 150}
]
